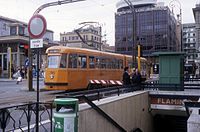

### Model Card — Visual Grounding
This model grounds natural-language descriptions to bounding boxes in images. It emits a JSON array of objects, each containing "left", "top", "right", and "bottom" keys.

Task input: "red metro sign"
[{"left": 28, "top": 14, "right": 47, "bottom": 39}]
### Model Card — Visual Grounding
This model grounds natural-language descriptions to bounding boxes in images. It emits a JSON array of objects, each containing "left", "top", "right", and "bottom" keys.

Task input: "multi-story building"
[
  {"left": 60, "top": 25, "right": 102, "bottom": 50},
  {"left": 115, "top": 0, "right": 179, "bottom": 57},
  {"left": 182, "top": 23, "right": 197, "bottom": 64},
  {"left": 193, "top": 4, "right": 200, "bottom": 51},
  {"left": 0, "top": 16, "right": 55, "bottom": 77}
]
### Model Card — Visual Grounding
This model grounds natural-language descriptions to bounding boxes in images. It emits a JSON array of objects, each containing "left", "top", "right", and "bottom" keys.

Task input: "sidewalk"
[{"left": 0, "top": 78, "right": 44, "bottom": 82}]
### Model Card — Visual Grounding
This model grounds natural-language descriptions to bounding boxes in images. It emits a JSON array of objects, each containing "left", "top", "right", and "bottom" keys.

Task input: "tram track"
[{"left": 0, "top": 84, "right": 137, "bottom": 109}]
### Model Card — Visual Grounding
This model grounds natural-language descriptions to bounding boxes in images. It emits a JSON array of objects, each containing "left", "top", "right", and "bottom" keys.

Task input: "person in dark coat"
[
  {"left": 131, "top": 68, "right": 137, "bottom": 84},
  {"left": 122, "top": 67, "right": 131, "bottom": 85},
  {"left": 135, "top": 69, "right": 142, "bottom": 89}
]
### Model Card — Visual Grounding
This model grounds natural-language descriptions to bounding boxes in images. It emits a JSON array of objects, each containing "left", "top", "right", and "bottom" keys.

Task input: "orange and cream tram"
[{"left": 44, "top": 46, "right": 147, "bottom": 90}]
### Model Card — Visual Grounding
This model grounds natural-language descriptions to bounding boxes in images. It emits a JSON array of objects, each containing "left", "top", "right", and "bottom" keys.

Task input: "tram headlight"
[{"left": 50, "top": 74, "right": 54, "bottom": 79}]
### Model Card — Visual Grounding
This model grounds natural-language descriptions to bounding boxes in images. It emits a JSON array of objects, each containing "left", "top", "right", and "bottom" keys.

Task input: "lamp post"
[
  {"left": 123, "top": 0, "right": 137, "bottom": 68},
  {"left": 169, "top": 0, "right": 182, "bottom": 51},
  {"left": 29, "top": 1, "right": 85, "bottom": 132}
]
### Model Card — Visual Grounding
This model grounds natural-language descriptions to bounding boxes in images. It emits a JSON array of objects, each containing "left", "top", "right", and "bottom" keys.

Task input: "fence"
[{"left": 0, "top": 102, "right": 53, "bottom": 132}]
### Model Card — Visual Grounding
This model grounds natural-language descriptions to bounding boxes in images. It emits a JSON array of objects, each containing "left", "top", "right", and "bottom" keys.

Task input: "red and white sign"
[
  {"left": 89, "top": 80, "right": 123, "bottom": 86},
  {"left": 28, "top": 14, "right": 47, "bottom": 39}
]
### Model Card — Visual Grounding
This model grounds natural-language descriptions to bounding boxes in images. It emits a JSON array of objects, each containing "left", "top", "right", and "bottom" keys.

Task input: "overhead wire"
[{"left": 89, "top": 0, "right": 116, "bottom": 13}]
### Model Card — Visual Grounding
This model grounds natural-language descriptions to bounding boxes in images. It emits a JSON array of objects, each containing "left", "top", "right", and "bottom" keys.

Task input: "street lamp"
[
  {"left": 123, "top": 0, "right": 137, "bottom": 68},
  {"left": 29, "top": 1, "right": 86, "bottom": 132},
  {"left": 169, "top": 0, "right": 182, "bottom": 51}
]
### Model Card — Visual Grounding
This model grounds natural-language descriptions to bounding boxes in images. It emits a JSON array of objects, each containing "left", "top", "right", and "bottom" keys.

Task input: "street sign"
[
  {"left": 30, "top": 39, "right": 43, "bottom": 49},
  {"left": 28, "top": 14, "right": 47, "bottom": 39}
]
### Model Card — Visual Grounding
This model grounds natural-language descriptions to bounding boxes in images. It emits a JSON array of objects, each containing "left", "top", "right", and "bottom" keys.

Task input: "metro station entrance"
[{"left": 154, "top": 114, "right": 187, "bottom": 132}]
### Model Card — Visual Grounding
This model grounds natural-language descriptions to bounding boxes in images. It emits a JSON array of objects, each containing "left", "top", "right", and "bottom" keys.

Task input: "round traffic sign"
[{"left": 28, "top": 14, "right": 47, "bottom": 39}]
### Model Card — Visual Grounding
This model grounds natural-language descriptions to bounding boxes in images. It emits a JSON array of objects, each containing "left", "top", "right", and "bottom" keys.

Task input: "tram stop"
[
  {"left": 54, "top": 98, "right": 79, "bottom": 132},
  {"left": 153, "top": 52, "right": 185, "bottom": 91}
]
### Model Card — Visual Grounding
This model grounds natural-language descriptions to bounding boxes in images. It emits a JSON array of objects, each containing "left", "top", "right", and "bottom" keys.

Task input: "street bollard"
[{"left": 54, "top": 98, "right": 78, "bottom": 132}]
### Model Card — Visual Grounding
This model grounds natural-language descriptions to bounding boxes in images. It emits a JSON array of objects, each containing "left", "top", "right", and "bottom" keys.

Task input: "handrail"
[{"left": 80, "top": 95, "right": 127, "bottom": 132}]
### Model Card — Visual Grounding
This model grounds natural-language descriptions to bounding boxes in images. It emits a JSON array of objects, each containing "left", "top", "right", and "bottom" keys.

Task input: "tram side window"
[
  {"left": 89, "top": 56, "right": 95, "bottom": 68},
  {"left": 100, "top": 58, "right": 106, "bottom": 69},
  {"left": 96, "top": 58, "right": 100, "bottom": 69},
  {"left": 128, "top": 61, "right": 132, "bottom": 69},
  {"left": 112, "top": 59, "right": 117, "bottom": 69},
  {"left": 60, "top": 54, "right": 67, "bottom": 68},
  {"left": 119, "top": 60, "right": 123, "bottom": 69},
  {"left": 68, "top": 54, "right": 77, "bottom": 68},
  {"left": 107, "top": 58, "right": 112, "bottom": 69},
  {"left": 78, "top": 55, "right": 87, "bottom": 68}
]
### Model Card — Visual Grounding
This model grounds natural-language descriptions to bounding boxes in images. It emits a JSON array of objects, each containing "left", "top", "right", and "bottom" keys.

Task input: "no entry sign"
[{"left": 28, "top": 14, "right": 47, "bottom": 39}]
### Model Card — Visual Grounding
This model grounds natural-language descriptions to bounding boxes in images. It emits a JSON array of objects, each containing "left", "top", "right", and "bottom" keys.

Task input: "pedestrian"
[
  {"left": 16, "top": 68, "right": 22, "bottom": 84},
  {"left": 21, "top": 66, "right": 25, "bottom": 79},
  {"left": 122, "top": 67, "right": 131, "bottom": 85},
  {"left": 11, "top": 64, "right": 15, "bottom": 79},
  {"left": 135, "top": 69, "right": 142, "bottom": 89},
  {"left": 131, "top": 68, "right": 137, "bottom": 85}
]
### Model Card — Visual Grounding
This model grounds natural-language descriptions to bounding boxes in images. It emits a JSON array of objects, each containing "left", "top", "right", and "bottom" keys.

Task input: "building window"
[
  {"left": 18, "top": 26, "right": 24, "bottom": 36},
  {"left": 10, "top": 26, "right": 17, "bottom": 35},
  {"left": 3, "top": 23, "right": 6, "bottom": 30}
]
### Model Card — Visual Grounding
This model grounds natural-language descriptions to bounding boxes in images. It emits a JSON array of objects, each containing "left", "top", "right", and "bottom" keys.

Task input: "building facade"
[
  {"left": 0, "top": 16, "right": 54, "bottom": 77},
  {"left": 193, "top": 4, "right": 200, "bottom": 51},
  {"left": 182, "top": 23, "right": 197, "bottom": 64},
  {"left": 60, "top": 25, "right": 102, "bottom": 50},
  {"left": 115, "top": 0, "right": 179, "bottom": 57}
]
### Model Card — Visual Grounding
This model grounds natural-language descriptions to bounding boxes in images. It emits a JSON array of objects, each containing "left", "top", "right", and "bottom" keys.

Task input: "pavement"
[{"left": 0, "top": 78, "right": 44, "bottom": 82}]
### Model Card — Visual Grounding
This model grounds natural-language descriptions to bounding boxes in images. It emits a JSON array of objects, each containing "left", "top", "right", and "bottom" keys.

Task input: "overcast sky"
[{"left": 0, "top": 0, "right": 198, "bottom": 45}]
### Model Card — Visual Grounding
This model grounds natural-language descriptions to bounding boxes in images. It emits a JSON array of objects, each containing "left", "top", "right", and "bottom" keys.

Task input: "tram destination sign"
[{"left": 30, "top": 39, "right": 43, "bottom": 49}]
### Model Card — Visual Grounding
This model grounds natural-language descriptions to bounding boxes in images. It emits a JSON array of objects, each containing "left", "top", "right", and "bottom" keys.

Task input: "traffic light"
[
  {"left": 19, "top": 44, "right": 29, "bottom": 57},
  {"left": 19, "top": 44, "right": 29, "bottom": 49}
]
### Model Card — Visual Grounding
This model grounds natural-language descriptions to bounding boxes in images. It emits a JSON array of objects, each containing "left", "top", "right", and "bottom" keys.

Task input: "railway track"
[{"left": 0, "top": 84, "right": 139, "bottom": 108}]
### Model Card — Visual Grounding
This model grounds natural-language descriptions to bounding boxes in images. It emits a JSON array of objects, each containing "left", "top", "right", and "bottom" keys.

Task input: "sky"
[{"left": 0, "top": 0, "right": 198, "bottom": 46}]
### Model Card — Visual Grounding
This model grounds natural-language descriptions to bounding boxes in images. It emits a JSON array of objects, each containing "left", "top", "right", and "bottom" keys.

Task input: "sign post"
[{"left": 28, "top": 14, "right": 46, "bottom": 132}]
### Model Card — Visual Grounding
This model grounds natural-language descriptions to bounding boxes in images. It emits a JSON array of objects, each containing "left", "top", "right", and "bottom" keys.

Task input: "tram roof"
[{"left": 47, "top": 46, "right": 127, "bottom": 57}]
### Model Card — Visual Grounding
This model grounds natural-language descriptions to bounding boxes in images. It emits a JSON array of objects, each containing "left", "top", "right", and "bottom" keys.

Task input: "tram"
[{"left": 44, "top": 46, "right": 147, "bottom": 90}]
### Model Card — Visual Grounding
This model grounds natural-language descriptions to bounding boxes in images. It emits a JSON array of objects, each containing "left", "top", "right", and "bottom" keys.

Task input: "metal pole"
[
  {"left": 30, "top": 1, "right": 86, "bottom": 130},
  {"left": 34, "top": 0, "right": 85, "bottom": 15},
  {"left": 169, "top": 0, "right": 182, "bottom": 51},
  {"left": 28, "top": 37, "right": 33, "bottom": 91},
  {"left": 9, "top": 48, "right": 12, "bottom": 79},
  {"left": 124, "top": 0, "right": 137, "bottom": 68},
  {"left": 36, "top": 49, "right": 40, "bottom": 132}
]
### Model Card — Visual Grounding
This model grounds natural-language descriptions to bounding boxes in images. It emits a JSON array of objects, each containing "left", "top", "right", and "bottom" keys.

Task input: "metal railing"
[
  {"left": 1, "top": 81, "right": 200, "bottom": 131},
  {"left": 0, "top": 102, "right": 53, "bottom": 132}
]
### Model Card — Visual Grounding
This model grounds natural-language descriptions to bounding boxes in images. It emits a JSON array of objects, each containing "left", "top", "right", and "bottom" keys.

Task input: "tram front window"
[{"left": 48, "top": 55, "right": 60, "bottom": 68}]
